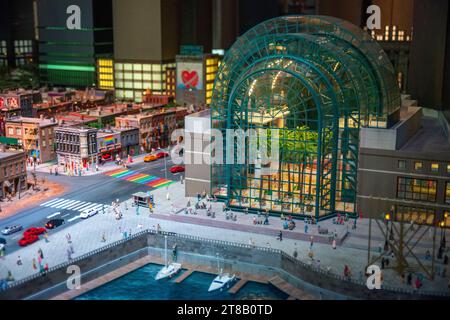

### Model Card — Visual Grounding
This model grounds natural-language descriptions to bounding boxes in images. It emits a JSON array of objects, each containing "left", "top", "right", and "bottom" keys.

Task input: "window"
[
  {"left": 444, "top": 212, "right": 450, "bottom": 228},
  {"left": 8, "top": 127, "right": 13, "bottom": 135},
  {"left": 446, "top": 182, "right": 450, "bottom": 204},
  {"left": 398, "top": 160, "right": 406, "bottom": 169},
  {"left": 447, "top": 164, "right": 450, "bottom": 174},
  {"left": 16, "top": 128, "right": 21, "bottom": 135},
  {"left": 42, "top": 140, "right": 46, "bottom": 147},
  {"left": 414, "top": 162, "right": 423, "bottom": 171},
  {"left": 397, "top": 177, "right": 437, "bottom": 202},
  {"left": 42, "top": 129, "right": 45, "bottom": 137},
  {"left": 431, "top": 163, "right": 439, "bottom": 172},
  {"left": 396, "top": 205, "right": 435, "bottom": 225}
]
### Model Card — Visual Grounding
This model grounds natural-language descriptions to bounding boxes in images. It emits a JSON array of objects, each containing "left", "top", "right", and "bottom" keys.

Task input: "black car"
[
  {"left": 45, "top": 219, "right": 65, "bottom": 229},
  {"left": 0, "top": 238, "right": 6, "bottom": 245}
]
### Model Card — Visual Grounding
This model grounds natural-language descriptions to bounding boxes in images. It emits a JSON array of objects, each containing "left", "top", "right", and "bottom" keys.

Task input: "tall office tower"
[
  {"left": 0, "top": 0, "right": 36, "bottom": 69},
  {"left": 36, "top": 0, "right": 114, "bottom": 88},
  {"left": 179, "top": 0, "right": 213, "bottom": 53},
  {"left": 316, "top": 0, "right": 364, "bottom": 26},
  {"left": 408, "top": 0, "right": 450, "bottom": 113},
  {"left": 212, "top": 0, "right": 239, "bottom": 51},
  {"left": 238, "top": 0, "right": 281, "bottom": 35},
  {"left": 112, "top": 0, "right": 179, "bottom": 102}
]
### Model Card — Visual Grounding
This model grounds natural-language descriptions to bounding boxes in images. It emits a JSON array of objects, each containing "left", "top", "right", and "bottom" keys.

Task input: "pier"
[{"left": 269, "top": 276, "right": 316, "bottom": 300}]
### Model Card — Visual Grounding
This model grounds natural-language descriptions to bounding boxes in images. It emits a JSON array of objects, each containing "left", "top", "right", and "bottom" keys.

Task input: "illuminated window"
[
  {"left": 446, "top": 182, "right": 450, "bottom": 204},
  {"left": 398, "top": 160, "right": 406, "bottom": 169},
  {"left": 124, "top": 64, "right": 132, "bottom": 71},
  {"left": 396, "top": 205, "right": 435, "bottom": 225},
  {"left": 431, "top": 163, "right": 439, "bottom": 172},
  {"left": 414, "top": 162, "right": 423, "bottom": 171},
  {"left": 445, "top": 211, "right": 450, "bottom": 227},
  {"left": 447, "top": 164, "right": 450, "bottom": 173},
  {"left": 397, "top": 177, "right": 437, "bottom": 202}
]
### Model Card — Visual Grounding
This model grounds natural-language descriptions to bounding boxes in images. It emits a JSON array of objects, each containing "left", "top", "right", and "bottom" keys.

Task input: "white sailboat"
[
  {"left": 155, "top": 235, "right": 182, "bottom": 280},
  {"left": 208, "top": 253, "right": 236, "bottom": 292}
]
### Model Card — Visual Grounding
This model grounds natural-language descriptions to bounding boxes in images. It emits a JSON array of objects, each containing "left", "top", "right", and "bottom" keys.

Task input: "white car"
[
  {"left": 1, "top": 225, "right": 23, "bottom": 235},
  {"left": 0, "top": 243, "right": 4, "bottom": 251},
  {"left": 80, "top": 208, "right": 100, "bottom": 219}
]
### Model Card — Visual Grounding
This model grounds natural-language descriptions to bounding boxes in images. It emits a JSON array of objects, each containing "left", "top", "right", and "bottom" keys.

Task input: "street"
[{"left": 0, "top": 156, "right": 184, "bottom": 254}]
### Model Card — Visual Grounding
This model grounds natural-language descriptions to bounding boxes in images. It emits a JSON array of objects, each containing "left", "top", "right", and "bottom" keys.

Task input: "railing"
[{"left": 2, "top": 229, "right": 449, "bottom": 298}]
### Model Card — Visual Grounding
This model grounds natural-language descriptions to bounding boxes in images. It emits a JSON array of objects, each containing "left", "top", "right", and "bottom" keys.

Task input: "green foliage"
[{"left": 0, "top": 65, "right": 39, "bottom": 91}]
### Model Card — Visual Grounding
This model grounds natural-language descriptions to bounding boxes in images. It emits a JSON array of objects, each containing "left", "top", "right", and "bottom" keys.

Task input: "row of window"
[
  {"left": 1, "top": 162, "right": 25, "bottom": 178},
  {"left": 56, "top": 143, "right": 80, "bottom": 154},
  {"left": 397, "top": 177, "right": 450, "bottom": 205},
  {"left": 398, "top": 160, "right": 450, "bottom": 174}
]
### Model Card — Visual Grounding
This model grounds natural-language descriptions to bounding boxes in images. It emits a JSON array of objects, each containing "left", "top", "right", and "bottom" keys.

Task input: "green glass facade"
[{"left": 211, "top": 16, "right": 401, "bottom": 220}]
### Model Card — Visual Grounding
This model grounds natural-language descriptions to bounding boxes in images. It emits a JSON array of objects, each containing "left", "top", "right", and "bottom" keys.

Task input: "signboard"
[
  {"left": 0, "top": 96, "right": 20, "bottom": 109},
  {"left": 180, "top": 45, "right": 204, "bottom": 56},
  {"left": 176, "top": 62, "right": 203, "bottom": 90}
]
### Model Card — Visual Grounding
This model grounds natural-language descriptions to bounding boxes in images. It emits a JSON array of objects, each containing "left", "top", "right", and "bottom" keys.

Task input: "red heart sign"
[{"left": 181, "top": 70, "right": 199, "bottom": 89}]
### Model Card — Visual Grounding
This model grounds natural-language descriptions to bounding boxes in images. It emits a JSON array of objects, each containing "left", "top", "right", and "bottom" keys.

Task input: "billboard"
[{"left": 177, "top": 62, "right": 203, "bottom": 90}]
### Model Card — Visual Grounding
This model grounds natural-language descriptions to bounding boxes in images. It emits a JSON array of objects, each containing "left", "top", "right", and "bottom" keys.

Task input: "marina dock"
[
  {"left": 174, "top": 269, "right": 194, "bottom": 283},
  {"left": 228, "top": 279, "right": 248, "bottom": 294},
  {"left": 269, "top": 276, "right": 316, "bottom": 300}
]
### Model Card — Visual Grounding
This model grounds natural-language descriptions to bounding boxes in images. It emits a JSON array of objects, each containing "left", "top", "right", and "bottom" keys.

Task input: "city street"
[{"left": 0, "top": 155, "right": 184, "bottom": 254}]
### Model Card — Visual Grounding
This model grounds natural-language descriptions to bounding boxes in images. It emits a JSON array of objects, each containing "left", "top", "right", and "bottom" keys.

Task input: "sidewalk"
[
  {"left": 30, "top": 153, "right": 150, "bottom": 177},
  {"left": 1, "top": 181, "right": 448, "bottom": 294}
]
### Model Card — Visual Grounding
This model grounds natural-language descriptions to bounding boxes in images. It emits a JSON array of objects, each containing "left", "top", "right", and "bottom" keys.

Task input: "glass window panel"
[
  {"left": 124, "top": 63, "right": 132, "bottom": 71},
  {"left": 143, "top": 64, "right": 151, "bottom": 71}
]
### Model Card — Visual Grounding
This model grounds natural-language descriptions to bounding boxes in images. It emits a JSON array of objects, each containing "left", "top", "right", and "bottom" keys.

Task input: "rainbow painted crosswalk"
[{"left": 104, "top": 168, "right": 173, "bottom": 189}]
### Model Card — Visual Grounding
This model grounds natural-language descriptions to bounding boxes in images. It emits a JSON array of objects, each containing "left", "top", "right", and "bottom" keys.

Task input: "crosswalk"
[{"left": 40, "top": 198, "right": 112, "bottom": 212}]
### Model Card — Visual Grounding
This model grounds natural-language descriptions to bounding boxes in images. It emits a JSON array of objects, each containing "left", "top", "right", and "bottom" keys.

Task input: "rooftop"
[
  {"left": 0, "top": 150, "right": 25, "bottom": 160},
  {"left": 6, "top": 116, "right": 58, "bottom": 127},
  {"left": 400, "top": 116, "right": 450, "bottom": 157}
]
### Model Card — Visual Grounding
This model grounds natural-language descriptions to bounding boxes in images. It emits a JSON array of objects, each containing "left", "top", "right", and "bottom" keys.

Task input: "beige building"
[
  {"left": 0, "top": 149, "right": 27, "bottom": 200},
  {"left": 5, "top": 116, "right": 58, "bottom": 163}
]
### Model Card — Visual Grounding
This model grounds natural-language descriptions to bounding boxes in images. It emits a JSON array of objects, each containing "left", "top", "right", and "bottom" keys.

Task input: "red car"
[
  {"left": 18, "top": 234, "right": 39, "bottom": 247},
  {"left": 156, "top": 152, "right": 169, "bottom": 159},
  {"left": 170, "top": 165, "right": 185, "bottom": 173},
  {"left": 23, "top": 227, "right": 46, "bottom": 237}
]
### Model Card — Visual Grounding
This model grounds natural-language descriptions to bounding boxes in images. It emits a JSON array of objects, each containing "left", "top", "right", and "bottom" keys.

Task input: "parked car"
[
  {"left": 45, "top": 219, "right": 65, "bottom": 229},
  {"left": 1, "top": 225, "right": 23, "bottom": 236},
  {"left": 23, "top": 227, "right": 46, "bottom": 237},
  {"left": 156, "top": 152, "right": 169, "bottom": 159},
  {"left": 80, "top": 208, "right": 100, "bottom": 219},
  {"left": 144, "top": 154, "right": 158, "bottom": 162},
  {"left": 0, "top": 238, "right": 6, "bottom": 245},
  {"left": 18, "top": 234, "right": 39, "bottom": 247},
  {"left": 170, "top": 165, "right": 185, "bottom": 173},
  {"left": 102, "top": 153, "right": 112, "bottom": 160}
]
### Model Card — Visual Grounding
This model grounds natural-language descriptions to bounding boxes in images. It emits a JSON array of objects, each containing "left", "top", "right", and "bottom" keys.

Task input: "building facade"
[
  {"left": 175, "top": 53, "right": 219, "bottom": 106},
  {"left": 54, "top": 126, "right": 98, "bottom": 170},
  {"left": 112, "top": 0, "right": 179, "bottom": 102},
  {"left": 5, "top": 116, "right": 58, "bottom": 163},
  {"left": 0, "top": 150, "right": 27, "bottom": 200},
  {"left": 36, "top": 0, "right": 114, "bottom": 87}
]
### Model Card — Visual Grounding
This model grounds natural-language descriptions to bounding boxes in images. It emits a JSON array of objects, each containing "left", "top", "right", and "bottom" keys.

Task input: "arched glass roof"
[{"left": 212, "top": 15, "right": 401, "bottom": 128}]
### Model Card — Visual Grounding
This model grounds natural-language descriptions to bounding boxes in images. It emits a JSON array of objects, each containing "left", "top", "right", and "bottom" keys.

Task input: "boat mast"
[
  {"left": 164, "top": 235, "right": 168, "bottom": 267},
  {"left": 216, "top": 252, "right": 220, "bottom": 274}
]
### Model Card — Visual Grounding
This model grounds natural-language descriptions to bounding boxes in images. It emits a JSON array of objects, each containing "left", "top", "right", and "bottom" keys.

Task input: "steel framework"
[{"left": 210, "top": 16, "right": 401, "bottom": 220}]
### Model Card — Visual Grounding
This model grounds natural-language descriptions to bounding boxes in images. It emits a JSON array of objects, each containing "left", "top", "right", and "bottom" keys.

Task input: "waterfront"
[{"left": 75, "top": 263, "right": 288, "bottom": 300}]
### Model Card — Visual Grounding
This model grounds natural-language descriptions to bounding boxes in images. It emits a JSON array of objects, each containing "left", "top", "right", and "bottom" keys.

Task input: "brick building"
[{"left": 0, "top": 149, "right": 27, "bottom": 200}]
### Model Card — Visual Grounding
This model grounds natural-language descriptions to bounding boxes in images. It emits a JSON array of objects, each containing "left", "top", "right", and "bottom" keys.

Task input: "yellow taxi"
[{"left": 144, "top": 154, "right": 158, "bottom": 162}]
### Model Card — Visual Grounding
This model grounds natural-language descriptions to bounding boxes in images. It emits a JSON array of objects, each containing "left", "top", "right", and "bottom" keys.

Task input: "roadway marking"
[
  {"left": 43, "top": 198, "right": 67, "bottom": 207},
  {"left": 80, "top": 203, "right": 100, "bottom": 211},
  {"left": 58, "top": 200, "right": 80, "bottom": 209},
  {"left": 72, "top": 202, "right": 93, "bottom": 211},
  {"left": 41, "top": 198, "right": 61, "bottom": 206},
  {"left": 68, "top": 215, "right": 81, "bottom": 222},
  {"left": 64, "top": 201, "right": 83, "bottom": 210},
  {"left": 50, "top": 199, "right": 73, "bottom": 208},
  {"left": 46, "top": 212, "right": 61, "bottom": 219},
  {"left": 61, "top": 213, "right": 71, "bottom": 218}
]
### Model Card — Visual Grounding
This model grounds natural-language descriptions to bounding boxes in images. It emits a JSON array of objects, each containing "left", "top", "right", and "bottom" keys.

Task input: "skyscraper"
[
  {"left": 112, "top": 0, "right": 179, "bottom": 102},
  {"left": 36, "top": 0, "right": 114, "bottom": 88}
]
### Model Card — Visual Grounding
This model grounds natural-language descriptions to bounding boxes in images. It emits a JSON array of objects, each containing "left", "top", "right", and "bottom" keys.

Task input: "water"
[{"left": 75, "top": 263, "right": 288, "bottom": 300}]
